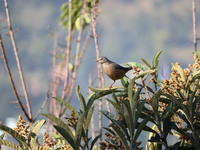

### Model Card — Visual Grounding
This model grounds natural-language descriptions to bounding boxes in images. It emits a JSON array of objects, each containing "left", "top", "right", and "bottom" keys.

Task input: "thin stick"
[
  {"left": 62, "top": 0, "right": 72, "bottom": 101},
  {"left": 0, "top": 34, "right": 31, "bottom": 122},
  {"left": 66, "top": 0, "right": 87, "bottom": 102},
  {"left": 60, "top": 25, "right": 92, "bottom": 116},
  {"left": 192, "top": 0, "right": 197, "bottom": 51},
  {"left": 91, "top": 1, "right": 105, "bottom": 141},
  {"left": 4, "top": 0, "right": 32, "bottom": 120}
]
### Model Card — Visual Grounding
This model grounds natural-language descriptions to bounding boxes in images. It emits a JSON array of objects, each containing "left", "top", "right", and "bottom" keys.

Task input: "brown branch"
[
  {"left": 60, "top": 20, "right": 92, "bottom": 117},
  {"left": 0, "top": 34, "right": 32, "bottom": 122},
  {"left": 50, "top": 27, "right": 59, "bottom": 117},
  {"left": 192, "top": 0, "right": 197, "bottom": 51},
  {"left": 91, "top": 1, "right": 105, "bottom": 142},
  {"left": 4, "top": 0, "right": 32, "bottom": 120},
  {"left": 66, "top": 0, "right": 88, "bottom": 102},
  {"left": 61, "top": 0, "right": 73, "bottom": 102}
]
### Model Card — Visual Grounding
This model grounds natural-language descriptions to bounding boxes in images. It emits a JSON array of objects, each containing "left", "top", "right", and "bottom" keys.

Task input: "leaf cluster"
[{"left": 0, "top": 51, "right": 200, "bottom": 150}]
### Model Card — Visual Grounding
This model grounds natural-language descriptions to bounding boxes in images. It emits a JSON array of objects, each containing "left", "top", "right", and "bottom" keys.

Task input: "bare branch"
[
  {"left": 4, "top": 0, "right": 32, "bottom": 120},
  {"left": 91, "top": 1, "right": 105, "bottom": 142},
  {"left": 0, "top": 34, "right": 31, "bottom": 122},
  {"left": 61, "top": 0, "right": 73, "bottom": 102},
  {"left": 66, "top": 0, "right": 88, "bottom": 102},
  {"left": 192, "top": 0, "right": 197, "bottom": 51}
]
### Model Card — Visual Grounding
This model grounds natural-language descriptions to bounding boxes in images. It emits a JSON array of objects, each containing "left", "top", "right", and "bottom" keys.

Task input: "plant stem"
[
  {"left": 0, "top": 34, "right": 31, "bottom": 122},
  {"left": 192, "top": 0, "right": 197, "bottom": 51},
  {"left": 4, "top": 0, "right": 32, "bottom": 120}
]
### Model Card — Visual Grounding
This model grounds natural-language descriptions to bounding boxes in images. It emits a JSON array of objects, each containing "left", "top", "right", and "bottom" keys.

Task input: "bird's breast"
[{"left": 103, "top": 63, "right": 126, "bottom": 80}]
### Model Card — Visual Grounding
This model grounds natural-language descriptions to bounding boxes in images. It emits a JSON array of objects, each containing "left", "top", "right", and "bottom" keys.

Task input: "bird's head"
[{"left": 94, "top": 57, "right": 110, "bottom": 64}]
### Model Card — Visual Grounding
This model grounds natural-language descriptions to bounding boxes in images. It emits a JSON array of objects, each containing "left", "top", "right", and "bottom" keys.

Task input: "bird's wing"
[{"left": 114, "top": 63, "right": 132, "bottom": 71}]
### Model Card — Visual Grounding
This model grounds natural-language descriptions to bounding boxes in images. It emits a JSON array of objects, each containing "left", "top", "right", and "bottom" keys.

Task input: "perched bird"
[{"left": 95, "top": 57, "right": 132, "bottom": 88}]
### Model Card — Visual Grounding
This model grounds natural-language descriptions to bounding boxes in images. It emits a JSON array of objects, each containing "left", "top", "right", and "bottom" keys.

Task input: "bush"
[{"left": 0, "top": 51, "right": 199, "bottom": 150}]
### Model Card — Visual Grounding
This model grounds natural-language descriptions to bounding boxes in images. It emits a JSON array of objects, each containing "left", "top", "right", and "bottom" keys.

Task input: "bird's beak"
[{"left": 94, "top": 59, "right": 99, "bottom": 63}]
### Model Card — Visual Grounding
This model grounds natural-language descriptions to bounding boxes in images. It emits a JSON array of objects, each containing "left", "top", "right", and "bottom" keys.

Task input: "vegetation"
[
  {"left": 0, "top": 0, "right": 200, "bottom": 150},
  {"left": 0, "top": 51, "right": 200, "bottom": 149}
]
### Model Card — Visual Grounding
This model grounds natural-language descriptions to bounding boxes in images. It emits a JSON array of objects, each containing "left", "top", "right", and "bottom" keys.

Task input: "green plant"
[
  {"left": 60, "top": 0, "right": 98, "bottom": 30},
  {"left": 41, "top": 85, "right": 109, "bottom": 150},
  {"left": 0, "top": 115, "right": 45, "bottom": 150},
  {"left": 0, "top": 51, "right": 199, "bottom": 150}
]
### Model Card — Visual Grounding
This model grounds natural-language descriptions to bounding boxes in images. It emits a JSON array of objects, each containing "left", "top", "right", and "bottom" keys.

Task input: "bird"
[{"left": 95, "top": 57, "right": 132, "bottom": 88}]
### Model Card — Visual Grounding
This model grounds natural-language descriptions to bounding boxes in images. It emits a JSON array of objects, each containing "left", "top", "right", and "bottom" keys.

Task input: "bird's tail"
[{"left": 124, "top": 66, "right": 133, "bottom": 72}]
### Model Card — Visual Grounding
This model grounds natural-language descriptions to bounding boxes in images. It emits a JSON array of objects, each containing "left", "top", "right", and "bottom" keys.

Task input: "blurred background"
[{"left": 0, "top": 0, "right": 199, "bottom": 124}]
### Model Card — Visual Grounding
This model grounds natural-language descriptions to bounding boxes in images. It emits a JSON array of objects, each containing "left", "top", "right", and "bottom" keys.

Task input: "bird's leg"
[{"left": 109, "top": 80, "right": 115, "bottom": 89}]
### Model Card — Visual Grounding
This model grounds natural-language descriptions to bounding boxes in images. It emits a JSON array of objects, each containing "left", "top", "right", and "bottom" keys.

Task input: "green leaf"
[
  {"left": 0, "top": 124, "right": 28, "bottom": 149},
  {"left": 106, "top": 99, "right": 121, "bottom": 112},
  {"left": 136, "top": 122, "right": 158, "bottom": 134},
  {"left": 102, "top": 111, "right": 130, "bottom": 141},
  {"left": 53, "top": 97, "right": 79, "bottom": 117},
  {"left": 128, "top": 79, "right": 134, "bottom": 102},
  {"left": 163, "top": 117, "right": 173, "bottom": 139},
  {"left": 76, "top": 86, "right": 86, "bottom": 112},
  {"left": 135, "top": 99, "right": 146, "bottom": 122},
  {"left": 75, "top": 16, "right": 82, "bottom": 30},
  {"left": 75, "top": 112, "right": 85, "bottom": 139},
  {"left": 133, "top": 117, "right": 149, "bottom": 143},
  {"left": 29, "top": 120, "right": 46, "bottom": 149},
  {"left": 192, "top": 96, "right": 199, "bottom": 118},
  {"left": 121, "top": 76, "right": 129, "bottom": 87},
  {"left": 151, "top": 90, "right": 162, "bottom": 112},
  {"left": 123, "top": 61, "right": 148, "bottom": 71},
  {"left": 90, "top": 135, "right": 101, "bottom": 150},
  {"left": 82, "top": 137, "right": 91, "bottom": 150},
  {"left": 53, "top": 125, "right": 77, "bottom": 149},
  {"left": 0, "top": 139, "right": 23, "bottom": 150},
  {"left": 175, "top": 112, "right": 192, "bottom": 129},
  {"left": 85, "top": 106, "right": 94, "bottom": 129},
  {"left": 103, "top": 127, "right": 116, "bottom": 136},
  {"left": 112, "top": 125, "right": 129, "bottom": 150},
  {"left": 171, "top": 124, "right": 193, "bottom": 140},
  {"left": 0, "top": 133, "right": 4, "bottom": 139},
  {"left": 112, "top": 92, "right": 120, "bottom": 106},
  {"left": 134, "top": 69, "right": 156, "bottom": 80},
  {"left": 88, "top": 86, "right": 123, "bottom": 92},
  {"left": 172, "top": 63, "right": 186, "bottom": 83},
  {"left": 41, "top": 114, "right": 75, "bottom": 140},
  {"left": 84, "top": 13, "right": 91, "bottom": 23},
  {"left": 152, "top": 50, "right": 163, "bottom": 68},
  {"left": 141, "top": 58, "right": 152, "bottom": 69},
  {"left": 86, "top": 90, "right": 120, "bottom": 110},
  {"left": 161, "top": 102, "right": 173, "bottom": 119},
  {"left": 123, "top": 101, "right": 134, "bottom": 137}
]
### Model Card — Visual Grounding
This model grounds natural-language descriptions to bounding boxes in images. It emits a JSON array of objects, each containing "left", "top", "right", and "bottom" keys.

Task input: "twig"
[
  {"left": 60, "top": 14, "right": 92, "bottom": 117},
  {"left": 4, "top": 0, "right": 32, "bottom": 120},
  {"left": 34, "top": 91, "right": 50, "bottom": 120},
  {"left": 0, "top": 34, "right": 31, "bottom": 122},
  {"left": 91, "top": 1, "right": 105, "bottom": 142},
  {"left": 192, "top": 0, "right": 197, "bottom": 51},
  {"left": 61, "top": 0, "right": 72, "bottom": 101},
  {"left": 50, "top": 26, "right": 59, "bottom": 117},
  {"left": 64, "top": 0, "right": 87, "bottom": 102}
]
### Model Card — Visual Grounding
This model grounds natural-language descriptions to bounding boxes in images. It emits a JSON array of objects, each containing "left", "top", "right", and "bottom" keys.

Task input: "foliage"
[
  {"left": 42, "top": 86, "right": 102, "bottom": 150},
  {"left": 0, "top": 51, "right": 200, "bottom": 150},
  {"left": 60, "top": 0, "right": 98, "bottom": 30}
]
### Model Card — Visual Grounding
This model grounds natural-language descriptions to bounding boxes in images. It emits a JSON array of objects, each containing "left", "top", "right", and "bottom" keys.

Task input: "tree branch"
[
  {"left": 192, "top": 0, "right": 197, "bottom": 51},
  {"left": 4, "top": 0, "right": 32, "bottom": 120},
  {"left": 0, "top": 34, "right": 32, "bottom": 122}
]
